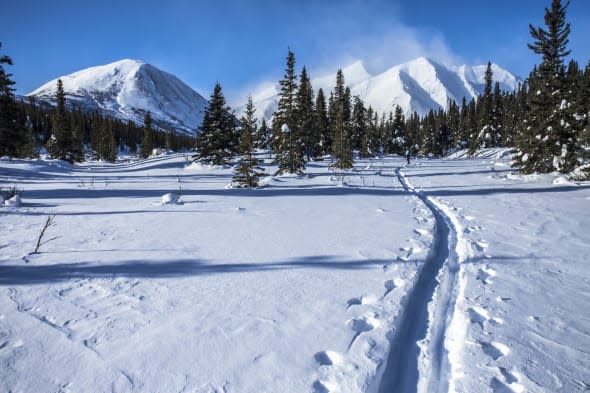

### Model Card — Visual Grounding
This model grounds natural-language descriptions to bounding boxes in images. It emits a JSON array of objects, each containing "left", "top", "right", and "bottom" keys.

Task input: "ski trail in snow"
[{"left": 378, "top": 167, "right": 464, "bottom": 393}]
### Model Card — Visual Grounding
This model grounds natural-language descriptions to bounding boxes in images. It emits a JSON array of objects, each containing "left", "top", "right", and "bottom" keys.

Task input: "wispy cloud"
[{"left": 228, "top": 0, "right": 463, "bottom": 107}]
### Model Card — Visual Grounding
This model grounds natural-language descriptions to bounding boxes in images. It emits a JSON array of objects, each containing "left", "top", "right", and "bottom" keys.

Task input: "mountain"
[
  {"left": 244, "top": 57, "right": 521, "bottom": 121},
  {"left": 28, "top": 59, "right": 208, "bottom": 136}
]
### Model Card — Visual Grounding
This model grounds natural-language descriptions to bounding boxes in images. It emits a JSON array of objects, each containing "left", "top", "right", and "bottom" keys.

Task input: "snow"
[
  {"left": 27, "top": 59, "right": 208, "bottom": 136},
  {"left": 1, "top": 151, "right": 589, "bottom": 392}
]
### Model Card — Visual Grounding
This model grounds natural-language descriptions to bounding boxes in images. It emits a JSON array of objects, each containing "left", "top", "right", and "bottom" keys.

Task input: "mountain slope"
[
  {"left": 245, "top": 57, "right": 521, "bottom": 121},
  {"left": 28, "top": 59, "right": 207, "bottom": 136}
]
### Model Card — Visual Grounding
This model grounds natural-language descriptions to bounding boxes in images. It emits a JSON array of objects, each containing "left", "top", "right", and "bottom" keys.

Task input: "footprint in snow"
[
  {"left": 474, "top": 240, "right": 489, "bottom": 252},
  {"left": 383, "top": 280, "right": 396, "bottom": 297},
  {"left": 467, "top": 306, "right": 490, "bottom": 328},
  {"left": 314, "top": 350, "right": 344, "bottom": 366},
  {"left": 479, "top": 340, "right": 510, "bottom": 361},
  {"left": 477, "top": 266, "right": 496, "bottom": 285},
  {"left": 312, "top": 381, "right": 330, "bottom": 393},
  {"left": 347, "top": 316, "right": 378, "bottom": 350},
  {"left": 413, "top": 228, "right": 430, "bottom": 237}
]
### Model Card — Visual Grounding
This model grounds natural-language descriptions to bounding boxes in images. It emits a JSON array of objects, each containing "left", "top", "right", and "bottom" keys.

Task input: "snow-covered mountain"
[
  {"left": 28, "top": 59, "right": 208, "bottom": 136},
  {"left": 243, "top": 57, "right": 521, "bottom": 121}
]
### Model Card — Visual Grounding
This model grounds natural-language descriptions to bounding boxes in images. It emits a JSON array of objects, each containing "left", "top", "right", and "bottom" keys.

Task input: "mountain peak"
[{"left": 28, "top": 60, "right": 208, "bottom": 136}]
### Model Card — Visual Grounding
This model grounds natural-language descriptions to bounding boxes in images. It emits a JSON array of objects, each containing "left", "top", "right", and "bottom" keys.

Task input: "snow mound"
[
  {"left": 3, "top": 194, "right": 22, "bottom": 207},
  {"left": 553, "top": 176, "right": 577, "bottom": 186},
  {"left": 161, "top": 192, "right": 181, "bottom": 205},
  {"left": 185, "top": 162, "right": 224, "bottom": 171}
]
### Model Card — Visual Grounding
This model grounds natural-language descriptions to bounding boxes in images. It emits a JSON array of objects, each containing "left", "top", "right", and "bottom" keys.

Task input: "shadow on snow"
[{"left": 0, "top": 255, "right": 417, "bottom": 286}]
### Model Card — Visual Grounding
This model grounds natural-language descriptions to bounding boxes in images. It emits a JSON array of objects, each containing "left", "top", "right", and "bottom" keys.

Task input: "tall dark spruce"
[
  {"left": 329, "top": 70, "right": 353, "bottom": 169},
  {"left": 0, "top": 42, "right": 22, "bottom": 157},
  {"left": 47, "top": 79, "right": 76, "bottom": 162},
  {"left": 272, "top": 50, "right": 305, "bottom": 174},
  {"left": 140, "top": 111, "right": 154, "bottom": 158}
]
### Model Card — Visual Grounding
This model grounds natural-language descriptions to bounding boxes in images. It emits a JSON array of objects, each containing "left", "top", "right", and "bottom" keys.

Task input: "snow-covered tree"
[{"left": 513, "top": 0, "right": 576, "bottom": 173}]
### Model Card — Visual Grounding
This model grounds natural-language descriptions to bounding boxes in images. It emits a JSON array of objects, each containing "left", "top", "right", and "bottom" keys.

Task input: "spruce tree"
[
  {"left": 351, "top": 96, "right": 367, "bottom": 153},
  {"left": 0, "top": 43, "right": 22, "bottom": 157},
  {"left": 360, "top": 106, "right": 379, "bottom": 158},
  {"left": 447, "top": 100, "right": 460, "bottom": 149},
  {"left": 295, "top": 67, "right": 317, "bottom": 161},
  {"left": 233, "top": 97, "right": 265, "bottom": 187},
  {"left": 491, "top": 82, "right": 504, "bottom": 146},
  {"left": 255, "top": 118, "right": 271, "bottom": 152},
  {"left": 392, "top": 105, "right": 406, "bottom": 155},
  {"left": 140, "top": 111, "right": 154, "bottom": 158},
  {"left": 193, "top": 82, "right": 237, "bottom": 165},
  {"left": 47, "top": 79, "right": 74, "bottom": 162},
  {"left": 96, "top": 120, "right": 117, "bottom": 162},
  {"left": 475, "top": 61, "right": 495, "bottom": 151},
  {"left": 513, "top": 0, "right": 575, "bottom": 173},
  {"left": 330, "top": 69, "right": 353, "bottom": 169},
  {"left": 272, "top": 50, "right": 305, "bottom": 174},
  {"left": 314, "top": 88, "right": 330, "bottom": 156}
]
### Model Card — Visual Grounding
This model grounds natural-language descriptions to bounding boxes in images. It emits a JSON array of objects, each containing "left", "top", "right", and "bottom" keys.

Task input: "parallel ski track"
[{"left": 377, "top": 166, "right": 460, "bottom": 393}]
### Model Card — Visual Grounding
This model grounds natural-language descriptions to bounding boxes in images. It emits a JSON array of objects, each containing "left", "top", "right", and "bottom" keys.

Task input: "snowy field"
[{"left": 0, "top": 151, "right": 589, "bottom": 393}]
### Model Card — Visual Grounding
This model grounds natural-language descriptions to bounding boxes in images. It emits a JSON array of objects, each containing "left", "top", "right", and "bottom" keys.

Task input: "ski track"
[{"left": 377, "top": 167, "right": 462, "bottom": 393}]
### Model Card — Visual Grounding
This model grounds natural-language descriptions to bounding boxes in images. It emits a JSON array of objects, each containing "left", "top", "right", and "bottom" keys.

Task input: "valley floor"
[{"left": 0, "top": 151, "right": 588, "bottom": 393}]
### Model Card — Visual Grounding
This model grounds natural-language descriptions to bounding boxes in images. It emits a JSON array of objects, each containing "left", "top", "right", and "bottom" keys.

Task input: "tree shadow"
[{"left": 0, "top": 255, "right": 416, "bottom": 286}]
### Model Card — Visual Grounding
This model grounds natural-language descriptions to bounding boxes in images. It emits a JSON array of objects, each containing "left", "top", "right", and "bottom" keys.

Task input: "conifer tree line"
[{"left": 1, "top": 0, "right": 588, "bottom": 177}]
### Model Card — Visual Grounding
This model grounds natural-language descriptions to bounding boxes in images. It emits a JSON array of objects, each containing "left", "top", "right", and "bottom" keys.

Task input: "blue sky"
[{"left": 2, "top": 0, "right": 589, "bottom": 103}]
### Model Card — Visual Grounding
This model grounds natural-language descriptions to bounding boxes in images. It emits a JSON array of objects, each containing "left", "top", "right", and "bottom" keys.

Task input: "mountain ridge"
[{"left": 241, "top": 57, "right": 521, "bottom": 121}]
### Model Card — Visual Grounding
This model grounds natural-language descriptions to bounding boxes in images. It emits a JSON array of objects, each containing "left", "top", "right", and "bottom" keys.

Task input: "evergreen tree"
[
  {"left": 351, "top": 96, "right": 367, "bottom": 152},
  {"left": 0, "top": 43, "right": 22, "bottom": 157},
  {"left": 295, "top": 67, "right": 317, "bottom": 160},
  {"left": 314, "top": 88, "right": 330, "bottom": 156},
  {"left": 272, "top": 50, "right": 305, "bottom": 174},
  {"left": 96, "top": 119, "right": 117, "bottom": 162},
  {"left": 47, "top": 79, "right": 74, "bottom": 162},
  {"left": 392, "top": 105, "right": 406, "bottom": 155},
  {"left": 475, "top": 61, "right": 495, "bottom": 151},
  {"left": 233, "top": 97, "right": 264, "bottom": 187},
  {"left": 360, "top": 106, "right": 379, "bottom": 158},
  {"left": 254, "top": 117, "right": 271, "bottom": 151},
  {"left": 491, "top": 82, "right": 504, "bottom": 146},
  {"left": 447, "top": 100, "right": 460, "bottom": 149},
  {"left": 330, "top": 69, "right": 353, "bottom": 169},
  {"left": 513, "top": 0, "right": 576, "bottom": 173},
  {"left": 193, "top": 83, "right": 237, "bottom": 165},
  {"left": 140, "top": 111, "right": 154, "bottom": 158}
]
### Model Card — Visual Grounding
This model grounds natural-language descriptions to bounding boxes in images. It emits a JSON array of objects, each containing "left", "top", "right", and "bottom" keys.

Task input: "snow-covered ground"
[{"left": 0, "top": 151, "right": 589, "bottom": 393}]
